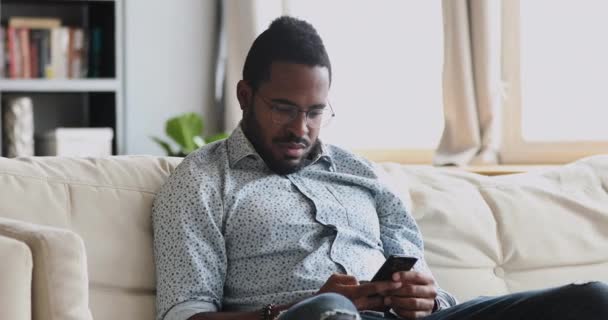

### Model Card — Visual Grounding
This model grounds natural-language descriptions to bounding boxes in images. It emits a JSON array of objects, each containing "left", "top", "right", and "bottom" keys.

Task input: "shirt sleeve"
[
  {"left": 373, "top": 165, "right": 458, "bottom": 311},
  {"left": 152, "top": 156, "right": 227, "bottom": 320}
]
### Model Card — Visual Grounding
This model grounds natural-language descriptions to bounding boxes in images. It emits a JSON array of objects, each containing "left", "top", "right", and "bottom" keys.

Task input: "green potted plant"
[{"left": 151, "top": 112, "right": 228, "bottom": 157}]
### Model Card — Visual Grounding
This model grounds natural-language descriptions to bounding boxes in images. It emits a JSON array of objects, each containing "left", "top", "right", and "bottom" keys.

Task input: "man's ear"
[{"left": 237, "top": 80, "right": 252, "bottom": 111}]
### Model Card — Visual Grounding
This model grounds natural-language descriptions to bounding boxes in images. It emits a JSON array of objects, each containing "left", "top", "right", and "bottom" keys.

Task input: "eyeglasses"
[{"left": 257, "top": 94, "right": 335, "bottom": 128}]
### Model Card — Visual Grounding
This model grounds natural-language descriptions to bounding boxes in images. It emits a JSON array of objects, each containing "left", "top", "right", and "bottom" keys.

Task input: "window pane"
[
  {"left": 286, "top": 0, "right": 444, "bottom": 149},
  {"left": 520, "top": 0, "right": 608, "bottom": 141}
]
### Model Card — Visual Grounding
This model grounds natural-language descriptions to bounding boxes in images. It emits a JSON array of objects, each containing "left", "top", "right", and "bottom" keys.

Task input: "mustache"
[{"left": 273, "top": 134, "right": 310, "bottom": 147}]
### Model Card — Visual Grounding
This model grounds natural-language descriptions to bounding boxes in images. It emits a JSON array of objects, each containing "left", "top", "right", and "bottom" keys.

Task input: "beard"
[{"left": 241, "top": 109, "right": 317, "bottom": 175}]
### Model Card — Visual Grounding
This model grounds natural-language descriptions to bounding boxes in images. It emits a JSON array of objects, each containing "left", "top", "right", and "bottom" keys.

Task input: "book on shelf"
[
  {"left": 7, "top": 27, "right": 22, "bottom": 78},
  {"left": 39, "top": 29, "right": 51, "bottom": 78},
  {"left": 49, "top": 27, "right": 68, "bottom": 78},
  {"left": 19, "top": 28, "right": 31, "bottom": 78},
  {"left": 30, "top": 30, "right": 42, "bottom": 78},
  {"left": 88, "top": 27, "right": 102, "bottom": 78},
  {"left": 2, "top": 16, "right": 94, "bottom": 79},
  {"left": 68, "top": 28, "right": 87, "bottom": 78},
  {"left": 9, "top": 17, "right": 61, "bottom": 29},
  {"left": 0, "top": 28, "right": 4, "bottom": 78}
]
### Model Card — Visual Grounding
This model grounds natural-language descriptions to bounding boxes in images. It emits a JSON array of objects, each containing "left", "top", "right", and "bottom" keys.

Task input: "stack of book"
[{"left": 1, "top": 17, "right": 102, "bottom": 79}]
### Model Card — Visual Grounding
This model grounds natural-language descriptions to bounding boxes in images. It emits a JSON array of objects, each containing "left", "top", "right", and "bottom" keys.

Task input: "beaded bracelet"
[{"left": 260, "top": 304, "right": 276, "bottom": 320}]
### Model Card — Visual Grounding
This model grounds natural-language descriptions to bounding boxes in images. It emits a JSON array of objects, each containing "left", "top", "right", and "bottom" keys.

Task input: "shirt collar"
[
  {"left": 226, "top": 123, "right": 334, "bottom": 170},
  {"left": 226, "top": 124, "right": 260, "bottom": 168}
]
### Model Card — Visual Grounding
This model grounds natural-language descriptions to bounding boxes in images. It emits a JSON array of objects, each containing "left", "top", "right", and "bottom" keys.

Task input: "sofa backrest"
[
  {"left": 2, "top": 155, "right": 608, "bottom": 319},
  {"left": 0, "top": 156, "right": 181, "bottom": 320},
  {"left": 379, "top": 156, "right": 608, "bottom": 302}
]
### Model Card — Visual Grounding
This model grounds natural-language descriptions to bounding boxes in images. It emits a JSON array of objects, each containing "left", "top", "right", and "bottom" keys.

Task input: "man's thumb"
[{"left": 330, "top": 273, "right": 358, "bottom": 285}]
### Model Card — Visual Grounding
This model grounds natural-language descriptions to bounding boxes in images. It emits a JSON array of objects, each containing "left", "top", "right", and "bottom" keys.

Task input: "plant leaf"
[
  {"left": 165, "top": 113, "right": 203, "bottom": 154},
  {"left": 205, "top": 132, "right": 229, "bottom": 143},
  {"left": 193, "top": 135, "right": 206, "bottom": 148},
  {"left": 151, "top": 136, "right": 175, "bottom": 156}
]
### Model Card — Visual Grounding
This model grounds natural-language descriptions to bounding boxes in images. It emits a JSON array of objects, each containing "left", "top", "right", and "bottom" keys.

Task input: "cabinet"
[{"left": 0, "top": 0, "right": 124, "bottom": 156}]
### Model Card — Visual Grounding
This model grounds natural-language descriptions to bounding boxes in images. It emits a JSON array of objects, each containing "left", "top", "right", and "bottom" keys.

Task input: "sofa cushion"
[
  {"left": 0, "top": 156, "right": 180, "bottom": 320},
  {"left": 0, "top": 217, "right": 91, "bottom": 320},
  {"left": 378, "top": 155, "right": 608, "bottom": 302},
  {"left": 485, "top": 156, "right": 608, "bottom": 293},
  {"left": 0, "top": 234, "right": 32, "bottom": 320},
  {"left": 379, "top": 163, "right": 508, "bottom": 301}
]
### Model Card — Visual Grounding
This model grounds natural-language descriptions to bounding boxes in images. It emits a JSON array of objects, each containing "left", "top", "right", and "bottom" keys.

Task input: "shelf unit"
[
  {"left": 0, "top": 0, "right": 124, "bottom": 156},
  {"left": 0, "top": 79, "right": 119, "bottom": 91}
]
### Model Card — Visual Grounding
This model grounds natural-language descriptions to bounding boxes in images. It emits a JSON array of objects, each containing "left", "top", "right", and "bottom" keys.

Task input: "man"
[{"left": 153, "top": 16, "right": 608, "bottom": 320}]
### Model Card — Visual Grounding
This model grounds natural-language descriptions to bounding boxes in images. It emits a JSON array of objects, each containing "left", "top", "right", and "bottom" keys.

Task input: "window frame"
[
  {"left": 500, "top": 0, "right": 608, "bottom": 164},
  {"left": 282, "top": 1, "right": 444, "bottom": 164}
]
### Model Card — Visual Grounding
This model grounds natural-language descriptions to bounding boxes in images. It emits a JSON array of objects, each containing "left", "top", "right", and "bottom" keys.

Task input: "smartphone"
[{"left": 371, "top": 255, "right": 418, "bottom": 282}]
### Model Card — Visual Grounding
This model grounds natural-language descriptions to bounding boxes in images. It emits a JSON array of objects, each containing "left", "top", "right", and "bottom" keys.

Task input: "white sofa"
[{"left": 1, "top": 155, "right": 608, "bottom": 320}]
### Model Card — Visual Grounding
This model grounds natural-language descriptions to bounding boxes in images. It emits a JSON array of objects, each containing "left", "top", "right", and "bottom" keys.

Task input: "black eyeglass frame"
[{"left": 256, "top": 94, "right": 336, "bottom": 128}]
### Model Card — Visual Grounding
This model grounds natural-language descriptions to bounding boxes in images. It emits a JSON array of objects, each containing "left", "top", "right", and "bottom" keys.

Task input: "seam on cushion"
[
  {"left": 37, "top": 232, "right": 58, "bottom": 320},
  {"left": 423, "top": 264, "right": 498, "bottom": 270},
  {"left": 501, "top": 259, "right": 608, "bottom": 273},
  {"left": 64, "top": 183, "right": 72, "bottom": 228},
  {"left": 0, "top": 171, "right": 159, "bottom": 194},
  {"left": 475, "top": 185, "right": 509, "bottom": 292}
]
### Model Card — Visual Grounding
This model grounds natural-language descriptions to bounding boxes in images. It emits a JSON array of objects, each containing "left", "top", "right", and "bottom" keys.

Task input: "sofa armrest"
[
  {"left": 0, "top": 234, "right": 32, "bottom": 320},
  {"left": 0, "top": 217, "right": 93, "bottom": 320}
]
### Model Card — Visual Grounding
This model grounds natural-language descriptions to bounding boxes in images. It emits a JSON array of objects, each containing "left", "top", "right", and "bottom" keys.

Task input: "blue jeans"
[{"left": 278, "top": 282, "right": 608, "bottom": 320}]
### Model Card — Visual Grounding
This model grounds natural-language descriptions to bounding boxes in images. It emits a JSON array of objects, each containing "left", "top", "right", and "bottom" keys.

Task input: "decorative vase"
[{"left": 3, "top": 97, "right": 35, "bottom": 157}]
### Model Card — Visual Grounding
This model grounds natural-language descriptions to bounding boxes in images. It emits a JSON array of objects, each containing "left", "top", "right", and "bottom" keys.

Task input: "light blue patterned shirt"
[{"left": 153, "top": 125, "right": 456, "bottom": 320}]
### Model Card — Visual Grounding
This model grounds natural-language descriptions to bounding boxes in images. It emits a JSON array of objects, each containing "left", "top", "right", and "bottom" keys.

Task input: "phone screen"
[{"left": 371, "top": 255, "right": 418, "bottom": 282}]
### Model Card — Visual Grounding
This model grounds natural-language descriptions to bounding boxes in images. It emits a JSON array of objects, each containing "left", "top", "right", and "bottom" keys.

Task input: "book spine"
[
  {"left": 30, "top": 30, "right": 40, "bottom": 78},
  {"left": 79, "top": 29, "right": 88, "bottom": 78},
  {"left": 67, "top": 28, "right": 74, "bottom": 78},
  {"left": 30, "top": 30, "right": 44, "bottom": 78},
  {"left": 40, "top": 29, "right": 51, "bottom": 78},
  {"left": 0, "top": 27, "right": 5, "bottom": 78},
  {"left": 19, "top": 28, "right": 31, "bottom": 78},
  {"left": 89, "top": 27, "right": 102, "bottom": 78},
  {"left": 70, "top": 28, "right": 85, "bottom": 78},
  {"left": 7, "top": 27, "right": 18, "bottom": 78},
  {"left": 50, "top": 27, "right": 69, "bottom": 78}
]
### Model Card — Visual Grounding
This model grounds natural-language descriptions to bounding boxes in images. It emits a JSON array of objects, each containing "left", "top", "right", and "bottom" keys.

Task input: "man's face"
[{"left": 239, "top": 62, "right": 331, "bottom": 175}]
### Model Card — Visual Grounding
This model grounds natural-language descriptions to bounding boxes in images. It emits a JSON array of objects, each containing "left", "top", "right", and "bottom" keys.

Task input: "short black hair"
[{"left": 242, "top": 16, "right": 332, "bottom": 92}]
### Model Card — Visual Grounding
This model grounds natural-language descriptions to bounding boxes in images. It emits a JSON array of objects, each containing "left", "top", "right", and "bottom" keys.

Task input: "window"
[
  {"left": 502, "top": 0, "right": 608, "bottom": 163},
  {"left": 285, "top": 0, "right": 444, "bottom": 162}
]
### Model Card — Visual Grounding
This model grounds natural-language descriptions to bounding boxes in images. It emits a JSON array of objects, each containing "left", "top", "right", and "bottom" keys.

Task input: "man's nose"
[{"left": 287, "top": 111, "right": 309, "bottom": 137}]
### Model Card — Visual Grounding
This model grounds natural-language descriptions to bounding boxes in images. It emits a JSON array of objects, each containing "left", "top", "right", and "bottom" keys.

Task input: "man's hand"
[
  {"left": 384, "top": 271, "right": 438, "bottom": 319},
  {"left": 317, "top": 273, "right": 403, "bottom": 311}
]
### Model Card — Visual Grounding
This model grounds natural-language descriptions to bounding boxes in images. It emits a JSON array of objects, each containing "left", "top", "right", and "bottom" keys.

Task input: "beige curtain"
[
  {"left": 434, "top": 0, "right": 503, "bottom": 166},
  {"left": 221, "top": 0, "right": 285, "bottom": 131}
]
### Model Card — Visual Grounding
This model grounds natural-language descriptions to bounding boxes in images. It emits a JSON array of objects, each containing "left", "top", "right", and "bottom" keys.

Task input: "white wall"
[{"left": 125, "top": 0, "right": 217, "bottom": 155}]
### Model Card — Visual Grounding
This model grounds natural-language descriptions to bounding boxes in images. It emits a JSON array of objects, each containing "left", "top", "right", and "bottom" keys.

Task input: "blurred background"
[{"left": 1, "top": 0, "right": 607, "bottom": 167}]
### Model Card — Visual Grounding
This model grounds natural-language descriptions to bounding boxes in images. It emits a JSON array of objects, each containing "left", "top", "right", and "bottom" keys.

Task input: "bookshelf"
[
  {"left": 0, "top": 79, "right": 119, "bottom": 91},
  {"left": 0, "top": 0, "right": 124, "bottom": 156}
]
